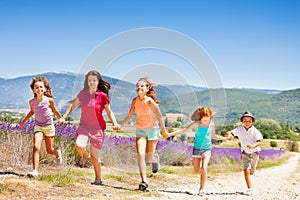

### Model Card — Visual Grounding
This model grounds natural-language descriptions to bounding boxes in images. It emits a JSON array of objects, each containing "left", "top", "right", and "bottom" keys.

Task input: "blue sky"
[{"left": 0, "top": 0, "right": 299, "bottom": 90}]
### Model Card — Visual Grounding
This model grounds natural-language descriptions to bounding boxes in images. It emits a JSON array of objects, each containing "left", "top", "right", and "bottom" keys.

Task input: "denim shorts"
[
  {"left": 136, "top": 128, "right": 161, "bottom": 140},
  {"left": 192, "top": 147, "right": 211, "bottom": 158}
]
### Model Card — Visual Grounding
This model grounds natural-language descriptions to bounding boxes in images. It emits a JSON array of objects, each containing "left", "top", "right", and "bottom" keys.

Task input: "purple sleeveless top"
[{"left": 34, "top": 97, "right": 53, "bottom": 126}]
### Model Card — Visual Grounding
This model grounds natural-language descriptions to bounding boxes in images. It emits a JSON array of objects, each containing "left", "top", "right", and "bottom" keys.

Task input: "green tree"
[{"left": 270, "top": 141, "right": 277, "bottom": 149}]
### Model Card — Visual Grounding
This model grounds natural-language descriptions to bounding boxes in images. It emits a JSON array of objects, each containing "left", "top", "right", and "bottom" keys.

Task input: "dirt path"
[
  {"left": 1, "top": 153, "right": 299, "bottom": 200},
  {"left": 155, "top": 153, "right": 300, "bottom": 200}
]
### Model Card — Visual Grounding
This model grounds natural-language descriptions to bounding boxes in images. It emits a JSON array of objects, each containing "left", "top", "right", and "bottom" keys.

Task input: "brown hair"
[
  {"left": 191, "top": 107, "right": 213, "bottom": 122},
  {"left": 136, "top": 76, "right": 157, "bottom": 99},
  {"left": 83, "top": 70, "right": 111, "bottom": 97},
  {"left": 30, "top": 76, "right": 53, "bottom": 98}
]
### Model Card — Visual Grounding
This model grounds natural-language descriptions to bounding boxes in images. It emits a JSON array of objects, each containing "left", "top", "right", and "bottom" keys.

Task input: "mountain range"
[{"left": 0, "top": 72, "right": 299, "bottom": 126}]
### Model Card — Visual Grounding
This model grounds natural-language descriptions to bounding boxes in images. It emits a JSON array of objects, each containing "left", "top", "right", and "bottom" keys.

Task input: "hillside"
[
  {"left": 0, "top": 72, "right": 299, "bottom": 126},
  {"left": 160, "top": 88, "right": 300, "bottom": 126}
]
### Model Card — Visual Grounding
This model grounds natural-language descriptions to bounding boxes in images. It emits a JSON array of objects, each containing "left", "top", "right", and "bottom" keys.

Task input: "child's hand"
[
  {"left": 19, "top": 122, "right": 24, "bottom": 128},
  {"left": 161, "top": 129, "right": 169, "bottom": 139},
  {"left": 247, "top": 144, "right": 253, "bottom": 149},
  {"left": 113, "top": 124, "right": 121, "bottom": 130},
  {"left": 58, "top": 118, "right": 66, "bottom": 125}
]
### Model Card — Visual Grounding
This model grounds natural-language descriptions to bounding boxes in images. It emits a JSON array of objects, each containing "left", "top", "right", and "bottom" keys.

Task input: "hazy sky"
[{"left": 1, "top": 0, "right": 299, "bottom": 90}]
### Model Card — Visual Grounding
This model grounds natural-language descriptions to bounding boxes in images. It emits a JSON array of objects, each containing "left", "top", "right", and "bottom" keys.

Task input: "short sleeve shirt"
[
  {"left": 77, "top": 90, "right": 109, "bottom": 130},
  {"left": 232, "top": 125, "right": 263, "bottom": 154}
]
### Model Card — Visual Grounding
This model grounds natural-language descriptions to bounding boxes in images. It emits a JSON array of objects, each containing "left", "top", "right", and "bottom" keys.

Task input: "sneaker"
[
  {"left": 152, "top": 154, "right": 160, "bottom": 173},
  {"left": 27, "top": 170, "right": 38, "bottom": 178},
  {"left": 138, "top": 181, "right": 149, "bottom": 191},
  {"left": 244, "top": 188, "right": 252, "bottom": 196},
  {"left": 197, "top": 189, "right": 205, "bottom": 196},
  {"left": 56, "top": 150, "right": 63, "bottom": 165},
  {"left": 91, "top": 179, "right": 102, "bottom": 185}
]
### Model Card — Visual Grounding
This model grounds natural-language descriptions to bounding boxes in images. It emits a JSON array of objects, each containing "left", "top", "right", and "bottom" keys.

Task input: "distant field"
[{"left": 215, "top": 139, "right": 289, "bottom": 150}]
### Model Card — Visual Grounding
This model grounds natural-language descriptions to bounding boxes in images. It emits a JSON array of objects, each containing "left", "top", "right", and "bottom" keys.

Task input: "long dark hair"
[
  {"left": 83, "top": 70, "right": 111, "bottom": 97},
  {"left": 30, "top": 76, "right": 54, "bottom": 98}
]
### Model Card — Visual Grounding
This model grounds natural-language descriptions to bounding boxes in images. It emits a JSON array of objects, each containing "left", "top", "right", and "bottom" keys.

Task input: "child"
[
  {"left": 148, "top": 87, "right": 160, "bottom": 104},
  {"left": 116, "top": 77, "right": 168, "bottom": 191},
  {"left": 226, "top": 111, "right": 263, "bottom": 196},
  {"left": 168, "top": 107, "right": 231, "bottom": 196},
  {"left": 58, "top": 70, "right": 120, "bottom": 185},
  {"left": 19, "top": 76, "right": 63, "bottom": 178}
]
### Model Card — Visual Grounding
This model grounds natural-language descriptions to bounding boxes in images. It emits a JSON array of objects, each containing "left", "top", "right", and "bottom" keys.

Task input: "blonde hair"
[{"left": 191, "top": 107, "right": 213, "bottom": 122}]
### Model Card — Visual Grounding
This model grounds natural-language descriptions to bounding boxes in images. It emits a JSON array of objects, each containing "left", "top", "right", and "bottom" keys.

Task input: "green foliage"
[
  {"left": 270, "top": 141, "right": 278, "bottom": 148},
  {"left": 285, "top": 140, "right": 299, "bottom": 152},
  {"left": 160, "top": 88, "right": 300, "bottom": 127},
  {"left": 180, "top": 133, "right": 187, "bottom": 142},
  {"left": 0, "top": 184, "right": 6, "bottom": 194},
  {"left": 171, "top": 121, "right": 181, "bottom": 128},
  {"left": 39, "top": 173, "right": 81, "bottom": 186}
]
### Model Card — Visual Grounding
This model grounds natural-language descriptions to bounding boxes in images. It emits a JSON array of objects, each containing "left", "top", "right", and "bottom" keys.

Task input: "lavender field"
[{"left": 0, "top": 120, "right": 285, "bottom": 169}]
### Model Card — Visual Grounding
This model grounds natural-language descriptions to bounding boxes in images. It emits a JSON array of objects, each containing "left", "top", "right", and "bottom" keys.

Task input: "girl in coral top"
[{"left": 117, "top": 77, "right": 168, "bottom": 191}]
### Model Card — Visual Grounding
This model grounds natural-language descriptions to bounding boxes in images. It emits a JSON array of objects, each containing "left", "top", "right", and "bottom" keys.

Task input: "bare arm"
[
  {"left": 168, "top": 121, "right": 198, "bottom": 137},
  {"left": 58, "top": 98, "right": 80, "bottom": 123},
  {"left": 104, "top": 103, "right": 120, "bottom": 129},
  {"left": 211, "top": 123, "right": 231, "bottom": 140},
  {"left": 48, "top": 98, "right": 62, "bottom": 119},
  {"left": 148, "top": 98, "right": 169, "bottom": 138},
  {"left": 247, "top": 140, "right": 262, "bottom": 149},
  {"left": 119, "top": 98, "right": 136, "bottom": 128},
  {"left": 19, "top": 99, "right": 34, "bottom": 128}
]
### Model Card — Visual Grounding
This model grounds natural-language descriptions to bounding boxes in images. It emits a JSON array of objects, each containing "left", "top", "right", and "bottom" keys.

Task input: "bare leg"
[
  {"left": 145, "top": 140, "right": 158, "bottom": 163},
  {"left": 244, "top": 169, "right": 252, "bottom": 189},
  {"left": 33, "top": 132, "right": 43, "bottom": 171},
  {"left": 136, "top": 136, "right": 147, "bottom": 182},
  {"left": 200, "top": 154, "right": 211, "bottom": 190},
  {"left": 90, "top": 145, "right": 101, "bottom": 180},
  {"left": 45, "top": 136, "right": 59, "bottom": 157}
]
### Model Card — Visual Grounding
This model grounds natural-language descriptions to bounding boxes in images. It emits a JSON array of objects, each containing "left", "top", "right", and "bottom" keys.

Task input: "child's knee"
[
  {"left": 90, "top": 154, "right": 101, "bottom": 163},
  {"left": 33, "top": 145, "right": 41, "bottom": 152}
]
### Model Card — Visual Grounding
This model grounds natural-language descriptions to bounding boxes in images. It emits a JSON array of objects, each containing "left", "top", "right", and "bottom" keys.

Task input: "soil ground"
[{"left": 0, "top": 153, "right": 299, "bottom": 200}]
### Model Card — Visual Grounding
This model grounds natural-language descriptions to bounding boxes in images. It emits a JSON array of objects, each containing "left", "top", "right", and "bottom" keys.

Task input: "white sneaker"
[
  {"left": 56, "top": 150, "right": 63, "bottom": 165},
  {"left": 245, "top": 188, "right": 252, "bottom": 196},
  {"left": 197, "top": 189, "right": 205, "bottom": 196},
  {"left": 27, "top": 170, "right": 38, "bottom": 178}
]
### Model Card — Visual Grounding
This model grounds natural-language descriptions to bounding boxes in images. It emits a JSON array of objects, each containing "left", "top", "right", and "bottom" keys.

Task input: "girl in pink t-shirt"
[
  {"left": 117, "top": 77, "right": 168, "bottom": 191},
  {"left": 59, "top": 70, "right": 120, "bottom": 185}
]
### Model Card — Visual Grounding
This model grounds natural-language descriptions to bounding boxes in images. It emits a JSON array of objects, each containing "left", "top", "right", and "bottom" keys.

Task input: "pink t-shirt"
[{"left": 77, "top": 89, "right": 109, "bottom": 130}]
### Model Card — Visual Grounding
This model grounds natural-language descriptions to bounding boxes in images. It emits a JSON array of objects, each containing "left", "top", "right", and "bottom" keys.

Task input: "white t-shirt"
[{"left": 232, "top": 126, "right": 263, "bottom": 154}]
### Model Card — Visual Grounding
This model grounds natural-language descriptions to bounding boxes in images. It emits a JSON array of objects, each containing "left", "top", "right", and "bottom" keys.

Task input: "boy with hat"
[{"left": 226, "top": 111, "right": 263, "bottom": 196}]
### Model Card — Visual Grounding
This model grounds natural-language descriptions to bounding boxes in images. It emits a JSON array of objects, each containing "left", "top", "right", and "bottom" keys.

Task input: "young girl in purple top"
[
  {"left": 20, "top": 76, "right": 63, "bottom": 178},
  {"left": 59, "top": 70, "right": 120, "bottom": 185}
]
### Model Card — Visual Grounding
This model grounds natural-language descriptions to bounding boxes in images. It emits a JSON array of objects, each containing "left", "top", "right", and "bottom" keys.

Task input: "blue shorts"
[
  {"left": 192, "top": 147, "right": 211, "bottom": 158},
  {"left": 136, "top": 128, "right": 161, "bottom": 140}
]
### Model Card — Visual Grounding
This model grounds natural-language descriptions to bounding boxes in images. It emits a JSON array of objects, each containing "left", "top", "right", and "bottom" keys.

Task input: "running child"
[
  {"left": 59, "top": 70, "right": 120, "bottom": 185},
  {"left": 226, "top": 111, "right": 263, "bottom": 196},
  {"left": 116, "top": 77, "right": 168, "bottom": 191},
  {"left": 19, "top": 76, "right": 63, "bottom": 178},
  {"left": 168, "top": 107, "right": 231, "bottom": 196}
]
